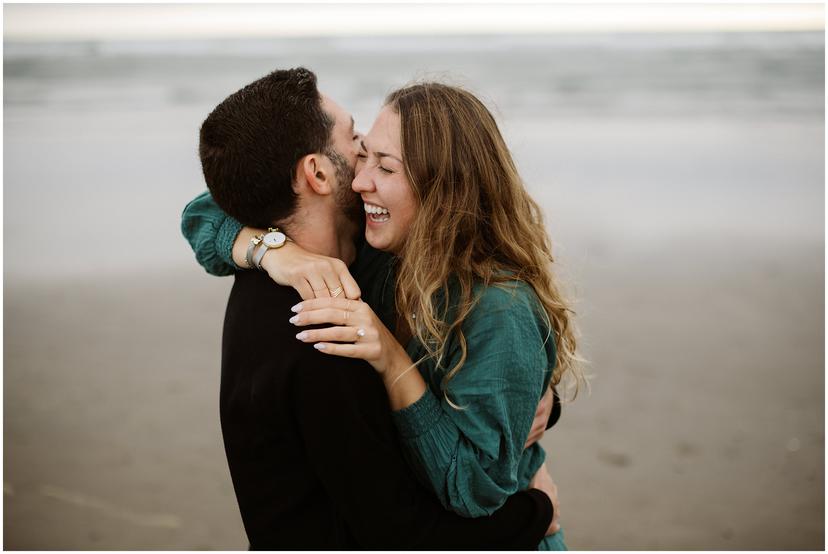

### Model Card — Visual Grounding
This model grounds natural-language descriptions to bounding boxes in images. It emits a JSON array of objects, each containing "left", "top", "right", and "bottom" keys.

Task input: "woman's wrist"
[
  {"left": 382, "top": 351, "right": 428, "bottom": 411},
  {"left": 232, "top": 226, "right": 267, "bottom": 268},
  {"left": 380, "top": 343, "right": 413, "bottom": 382}
]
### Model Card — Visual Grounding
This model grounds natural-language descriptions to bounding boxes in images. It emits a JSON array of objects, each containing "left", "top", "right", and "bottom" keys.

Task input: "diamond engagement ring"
[{"left": 356, "top": 328, "right": 366, "bottom": 340}]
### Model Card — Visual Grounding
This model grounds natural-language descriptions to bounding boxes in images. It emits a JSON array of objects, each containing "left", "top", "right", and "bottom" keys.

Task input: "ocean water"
[
  {"left": 4, "top": 32, "right": 825, "bottom": 550},
  {"left": 3, "top": 32, "right": 824, "bottom": 281},
  {"left": 5, "top": 32, "right": 824, "bottom": 118}
]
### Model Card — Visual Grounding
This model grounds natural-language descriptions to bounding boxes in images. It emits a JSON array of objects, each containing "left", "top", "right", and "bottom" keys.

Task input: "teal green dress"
[
  {"left": 181, "top": 191, "right": 567, "bottom": 550},
  {"left": 392, "top": 280, "right": 567, "bottom": 551}
]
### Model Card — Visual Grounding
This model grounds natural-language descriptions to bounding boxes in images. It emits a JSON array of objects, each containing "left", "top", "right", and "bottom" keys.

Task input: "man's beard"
[{"left": 327, "top": 148, "right": 365, "bottom": 228}]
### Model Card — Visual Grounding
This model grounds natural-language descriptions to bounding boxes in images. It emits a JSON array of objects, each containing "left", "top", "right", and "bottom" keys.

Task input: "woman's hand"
[
  {"left": 291, "top": 297, "right": 428, "bottom": 411},
  {"left": 524, "top": 387, "right": 554, "bottom": 449},
  {"left": 236, "top": 230, "right": 360, "bottom": 300},
  {"left": 530, "top": 463, "right": 561, "bottom": 536},
  {"left": 290, "top": 297, "right": 410, "bottom": 379}
]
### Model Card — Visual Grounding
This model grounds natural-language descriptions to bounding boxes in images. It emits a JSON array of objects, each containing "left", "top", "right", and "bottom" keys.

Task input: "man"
[{"left": 195, "top": 67, "right": 557, "bottom": 549}]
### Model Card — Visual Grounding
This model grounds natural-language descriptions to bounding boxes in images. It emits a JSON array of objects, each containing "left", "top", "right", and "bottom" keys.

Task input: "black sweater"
[{"left": 219, "top": 270, "right": 552, "bottom": 550}]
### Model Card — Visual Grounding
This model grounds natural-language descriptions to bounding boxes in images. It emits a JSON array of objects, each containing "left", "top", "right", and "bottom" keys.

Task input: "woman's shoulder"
[
  {"left": 449, "top": 278, "right": 554, "bottom": 385},
  {"left": 470, "top": 278, "right": 543, "bottom": 318},
  {"left": 456, "top": 279, "right": 551, "bottom": 350}
]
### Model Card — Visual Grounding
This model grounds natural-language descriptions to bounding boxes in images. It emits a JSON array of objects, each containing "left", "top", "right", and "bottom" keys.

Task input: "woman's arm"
[
  {"left": 292, "top": 283, "right": 555, "bottom": 518},
  {"left": 180, "top": 190, "right": 245, "bottom": 276},
  {"left": 290, "top": 297, "right": 428, "bottom": 410},
  {"left": 389, "top": 286, "right": 553, "bottom": 517},
  {"left": 180, "top": 190, "right": 361, "bottom": 299}
]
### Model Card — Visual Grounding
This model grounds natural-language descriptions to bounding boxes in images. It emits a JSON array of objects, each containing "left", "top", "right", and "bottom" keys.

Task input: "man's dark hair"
[{"left": 199, "top": 67, "right": 333, "bottom": 227}]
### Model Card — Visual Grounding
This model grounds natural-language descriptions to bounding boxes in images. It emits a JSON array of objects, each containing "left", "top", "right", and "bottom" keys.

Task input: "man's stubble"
[{"left": 328, "top": 148, "right": 365, "bottom": 231}]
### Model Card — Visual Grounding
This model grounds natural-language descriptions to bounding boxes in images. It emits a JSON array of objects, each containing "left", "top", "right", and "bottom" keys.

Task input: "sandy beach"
[
  {"left": 4, "top": 31, "right": 824, "bottom": 549},
  {"left": 5, "top": 233, "right": 823, "bottom": 549}
]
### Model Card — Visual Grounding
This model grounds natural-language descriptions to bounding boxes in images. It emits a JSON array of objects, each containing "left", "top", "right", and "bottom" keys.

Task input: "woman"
[
  {"left": 182, "top": 83, "right": 581, "bottom": 550},
  {"left": 288, "top": 83, "right": 581, "bottom": 550}
]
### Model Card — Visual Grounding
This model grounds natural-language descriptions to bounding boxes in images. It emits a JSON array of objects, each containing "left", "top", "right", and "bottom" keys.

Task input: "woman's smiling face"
[{"left": 351, "top": 106, "right": 417, "bottom": 255}]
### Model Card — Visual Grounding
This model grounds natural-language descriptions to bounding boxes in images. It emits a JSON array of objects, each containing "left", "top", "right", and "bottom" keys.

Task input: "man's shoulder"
[
  {"left": 223, "top": 271, "right": 387, "bottom": 416},
  {"left": 225, "top": 271, "right": 384, "bottom": 397},
  {"left": 222, "top": 271, "right": 306, "bottom": 380},
  {"left": 230, "top": 270, "right": 301, "bottom": 310}
]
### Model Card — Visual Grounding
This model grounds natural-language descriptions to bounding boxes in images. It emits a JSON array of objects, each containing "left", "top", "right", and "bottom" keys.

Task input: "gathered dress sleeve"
[
  {"left": 180, "top": 190, "right": 243, "bottom": 276},
  {"left": 391, "top": 283, "right": 554, "bottom": 517}
]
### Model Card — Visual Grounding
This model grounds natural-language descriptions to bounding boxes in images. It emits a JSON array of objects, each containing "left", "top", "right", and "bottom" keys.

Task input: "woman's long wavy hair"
[{"left": 386, "top": 82, "right": 585, "bottom": 402}]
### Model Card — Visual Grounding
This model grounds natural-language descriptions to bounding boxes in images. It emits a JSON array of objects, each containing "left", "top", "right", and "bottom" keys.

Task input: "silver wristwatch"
[
  {"left": 252, "top": 228, "right": 289, "bottom": 271},
  {"left": 246, "top": 236, "right": 262, "bottom": 269}
]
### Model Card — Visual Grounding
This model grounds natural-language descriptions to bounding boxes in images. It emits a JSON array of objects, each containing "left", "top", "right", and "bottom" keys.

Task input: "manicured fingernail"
[
  {"left": 291, "top": 303, "right": 303, "bottom": 313},
  {"left": 313, "top": 343, "right": 326, "bottom": 350},
  {"left": 295, "top": 332, "right": 308, "bottom": 340},
  {"left": 289, "top": 315, "right": 300, "bottom": 324}
]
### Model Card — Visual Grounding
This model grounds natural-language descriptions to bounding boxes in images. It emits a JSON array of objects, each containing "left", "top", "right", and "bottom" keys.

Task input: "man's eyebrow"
[{"left": 350, "top": 116, "right": 354, "bottom": 132}]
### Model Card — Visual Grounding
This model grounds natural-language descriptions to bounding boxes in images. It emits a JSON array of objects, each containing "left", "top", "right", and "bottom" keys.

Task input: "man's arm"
[
  {"left": 525, "top": 386, "right": 563, "bottom": 449},
  {"left": 291, "top": 355, "right": 553, "bottom": 550},
  {"left": 547, "top": 387, "right": 562, "bottom": 430}
]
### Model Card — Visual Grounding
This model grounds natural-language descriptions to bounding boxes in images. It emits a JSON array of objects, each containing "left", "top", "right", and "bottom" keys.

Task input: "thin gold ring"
[
  {"left": 330, "top": 286, "right": 344, "bottom": 298},
  {"left": 344, "top": 310, "right": 349, "bottom": 323}
]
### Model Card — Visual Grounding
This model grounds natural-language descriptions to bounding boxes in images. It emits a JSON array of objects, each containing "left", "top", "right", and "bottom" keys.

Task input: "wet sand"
[
  {"left": 4, "top": 233, "right": 823, "bottom": 549},
  {"left": 3, "top": 30, "right": 824, "bottom": 550}
]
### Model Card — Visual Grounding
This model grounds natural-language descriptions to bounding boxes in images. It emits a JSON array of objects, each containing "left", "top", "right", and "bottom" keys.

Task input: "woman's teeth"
[{"left": 364, "top": 203, "right": 390, "bottom": 222}]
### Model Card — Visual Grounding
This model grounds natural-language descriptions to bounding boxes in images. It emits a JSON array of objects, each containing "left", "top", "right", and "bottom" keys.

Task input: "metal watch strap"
[
  {"left": 252, "top": 243, "right": 269, "bottom": 271},
  {"left": 245, "top": 236, "right": 262, "bottom": 269},
  {"left": 245, "top": 241, "right": 256, "bottom": 269}
]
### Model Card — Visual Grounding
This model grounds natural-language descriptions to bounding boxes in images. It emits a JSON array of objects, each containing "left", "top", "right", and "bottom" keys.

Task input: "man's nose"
[{"left": 353, "top": 131, "right": 364, "bottom": 150}]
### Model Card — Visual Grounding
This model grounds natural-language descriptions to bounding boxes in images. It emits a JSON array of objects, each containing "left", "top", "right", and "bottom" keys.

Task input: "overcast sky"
[{"left": 3, "top": 3, "right": 824, "bottom": 41}]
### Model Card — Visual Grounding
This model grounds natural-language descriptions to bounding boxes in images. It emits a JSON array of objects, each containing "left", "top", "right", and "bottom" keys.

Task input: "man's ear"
[{"left": 297, "top": 154, "right": 332, "bottom": 195}]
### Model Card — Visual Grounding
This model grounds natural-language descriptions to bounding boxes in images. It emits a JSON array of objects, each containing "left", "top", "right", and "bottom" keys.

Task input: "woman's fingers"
[
  {"left": 296, "top": 259, "right": 361, "bottom": 300},
  {"left": 290, "top": 308, "right": 362, "bottom": 327},
  {"left": 321, "top": 267, "right": 346, "bottom": 299},
  {"left": 291, "top": 297, "right": 365, "bottom": 314},
  {"left": 260, "top": 243, "right": 361, "bottom": 299},
  {"left": 292, "top": 278, "right": 316, "bottom": 301},
  {"left": 316, "top": 258, "right": 361, "bottom": 300},
  {"left": 305, "top": 273, "right": 332, "bottom": 298},
  {"left": 296, "top": 326, "right": 367, "bottom": 344},
  {"left": 338, "top": 265, "right": 361, "bottom": 300},
  {"left": 311, "top": 342, "right": 372, "bottom": 359}
]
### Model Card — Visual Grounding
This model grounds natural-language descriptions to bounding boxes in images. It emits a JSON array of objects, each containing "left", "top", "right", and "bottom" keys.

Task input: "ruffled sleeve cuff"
[
  {"left": 216, "top": 215, "right": 244, "bottom": 269},
  {"left": 392, "top": 387, "right": 444, "bottom": 440},
  {"left": 180, "top": 190, "right": 240, "bottom": 276}
]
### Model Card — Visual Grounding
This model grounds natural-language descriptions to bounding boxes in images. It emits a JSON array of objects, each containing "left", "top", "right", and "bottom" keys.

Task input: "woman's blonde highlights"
[{"left": 386, "top": 82, "right": 586, "bottom": 403}]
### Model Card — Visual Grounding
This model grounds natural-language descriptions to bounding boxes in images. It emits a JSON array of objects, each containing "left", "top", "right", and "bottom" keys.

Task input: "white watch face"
[{"left": 262, "top": 231, "right": 286, "bottom": 248}]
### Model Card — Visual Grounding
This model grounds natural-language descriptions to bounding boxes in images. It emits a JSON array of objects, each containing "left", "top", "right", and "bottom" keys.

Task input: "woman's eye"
[{"left": 379, "top": 166, "right": 393, "bottom": 174}]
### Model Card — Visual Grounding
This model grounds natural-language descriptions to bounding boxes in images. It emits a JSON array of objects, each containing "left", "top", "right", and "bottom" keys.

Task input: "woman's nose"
[{"left": 352, "top": 167, "right": 373, "bottom": 193}]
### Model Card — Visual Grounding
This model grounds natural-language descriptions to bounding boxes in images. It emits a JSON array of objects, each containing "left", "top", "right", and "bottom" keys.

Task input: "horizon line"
[{"left": 4, "top": 4, "right": 824, "bottom": 42}]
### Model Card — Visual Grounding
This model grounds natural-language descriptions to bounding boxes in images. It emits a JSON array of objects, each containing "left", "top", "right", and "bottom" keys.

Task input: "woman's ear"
[{"left": 298, "top": 154, "right": 332, "bottom": 195}]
